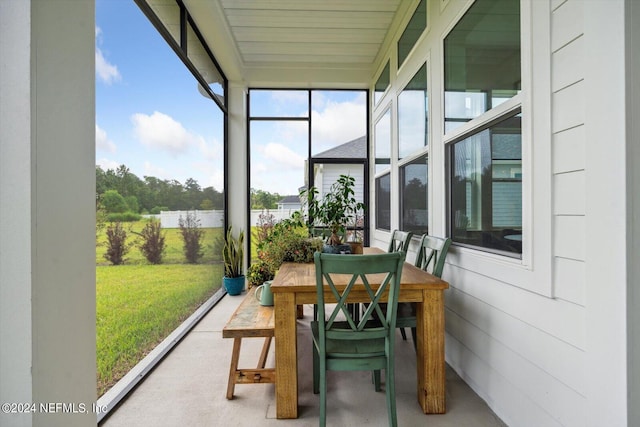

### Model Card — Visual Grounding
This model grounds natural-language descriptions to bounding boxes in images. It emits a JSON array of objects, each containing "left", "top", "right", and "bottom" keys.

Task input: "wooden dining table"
[{"left": 270, "top": 246, "right": 449, "bottom": 419}]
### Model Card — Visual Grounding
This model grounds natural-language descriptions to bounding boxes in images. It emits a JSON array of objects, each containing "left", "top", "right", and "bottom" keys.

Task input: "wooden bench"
[{"left": 222, "top": 287, "right": 275, "bottom": 399}]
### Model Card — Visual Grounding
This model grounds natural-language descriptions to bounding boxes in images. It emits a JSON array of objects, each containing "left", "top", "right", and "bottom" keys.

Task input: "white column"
[
  {"left": 1, "top": 1, "right": 97, "bottom": 426},
  {"left": 584, "top": 1, "right": 628, "bottom": 426},
  {"left": 227, "top": 82, "right": 249, "bottom": 264},
  {"left": 0, "top": 2, "right": 33, "bottom": 425},
  {"left": 627, "top": 0, "right": 640, "bottom": 424}
]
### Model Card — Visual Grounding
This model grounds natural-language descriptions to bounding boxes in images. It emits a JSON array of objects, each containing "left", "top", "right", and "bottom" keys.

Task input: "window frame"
[
  {"left": 443, "top": 0, "right": 524, "bottom": 257},
  {"left": 446, "top": 108, "right": 523, "bottom": 258},
  {"left": 440, "top": 0, "right": 554, "bottom": 297},
  {"left": 397, "top": 0, "right": 429, "bottom": 72},
  {"left": 246, "top": 88, "right": 370, "bottom": 249},
  {"left": 399, "top": 153, "right": 429, "bottom": 235}
]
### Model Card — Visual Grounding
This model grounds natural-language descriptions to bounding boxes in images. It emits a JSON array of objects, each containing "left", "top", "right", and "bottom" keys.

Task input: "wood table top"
[{"left": 270, "top": 246, "right": 448, "bottom": 293}]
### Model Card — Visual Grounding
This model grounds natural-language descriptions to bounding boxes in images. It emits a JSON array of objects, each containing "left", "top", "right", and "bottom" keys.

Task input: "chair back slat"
[
  {"left": 387, "top": 230, "right": 413, "bottom": 253},
  {"left": 315, "top": 252, "right": 406, "bottom": 339},
  {"left": 414, "top": 235, "right": 452, "bottom": 278}
]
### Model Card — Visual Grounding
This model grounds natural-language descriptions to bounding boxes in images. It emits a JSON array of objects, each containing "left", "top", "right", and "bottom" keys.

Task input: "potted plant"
[
  {"left": 222, "top": 226, "right": 245, "bottom": 295},
  {"left": 247, "top": 259, "right": 274, "bottom": 288},
  {"left": 301, "top": 174, "right": 365, "bottom": 253}
]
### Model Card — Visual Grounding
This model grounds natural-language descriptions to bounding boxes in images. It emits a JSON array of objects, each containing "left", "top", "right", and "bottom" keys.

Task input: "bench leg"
[
  {"left": 257, "top": 337, "right": 272, "bottom": 369},
  {"left": 226, "top": 338, "right": 242, "bottom": 399}
]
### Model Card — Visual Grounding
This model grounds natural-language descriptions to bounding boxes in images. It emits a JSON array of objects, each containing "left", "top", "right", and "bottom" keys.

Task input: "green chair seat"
[{"left": 312, "top": 321, "right": 387, "bottom": 358}]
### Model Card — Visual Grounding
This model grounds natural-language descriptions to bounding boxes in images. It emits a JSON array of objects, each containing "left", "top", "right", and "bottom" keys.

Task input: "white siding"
[
  {"left": 372, "top": 0, "right": 629, "bottom": 425},
  {"left": 551, "top": 0, "right": 587, "bottom": 307},
  {"left": 316, "top": 163, "right": 365, "bottom": 205}
]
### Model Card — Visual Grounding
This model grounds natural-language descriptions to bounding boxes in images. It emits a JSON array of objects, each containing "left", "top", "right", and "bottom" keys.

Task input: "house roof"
[
  {"left": 278, "top": 195, "right": 301, "bottom": 204},
  {"left": 313, "top": 135, "right": 367, "bottom": 159}
]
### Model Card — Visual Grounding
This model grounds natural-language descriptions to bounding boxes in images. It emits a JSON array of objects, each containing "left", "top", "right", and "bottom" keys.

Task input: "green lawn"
[{"left": 96, "top": 221, "right": 224, "bottom": 396}]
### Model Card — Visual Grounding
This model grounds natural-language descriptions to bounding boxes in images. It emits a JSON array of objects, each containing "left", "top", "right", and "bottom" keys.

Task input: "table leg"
[
  {"left": 274, "top": 292, "right": 298, "bottom": 418},
  {"left": 226, "top": 338, "right": 242, "bottom": 399},
  {"left": 416, "top": 289, "right": 446, "bottom": 413}
]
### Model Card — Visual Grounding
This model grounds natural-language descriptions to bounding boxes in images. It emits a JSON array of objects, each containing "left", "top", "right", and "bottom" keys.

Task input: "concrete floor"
[{"left": 100, "top": 294, "right": 507, "bottom": 427}]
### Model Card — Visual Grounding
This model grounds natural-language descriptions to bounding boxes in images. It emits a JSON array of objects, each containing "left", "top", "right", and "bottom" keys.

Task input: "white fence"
[
  {"left": 159, "top": 209, "right": 300, "bottom": 229},
  {"left": 159, "top": 210, "right": 224, "bottom": 229}
]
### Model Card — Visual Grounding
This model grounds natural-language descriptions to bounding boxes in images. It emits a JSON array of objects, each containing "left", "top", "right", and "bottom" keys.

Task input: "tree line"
[
  {"left": 96, "top": 164, "right": 287, "bottom": 214},
  {"left": 96, "top": 165, "right": 223, "bottom": 214}
]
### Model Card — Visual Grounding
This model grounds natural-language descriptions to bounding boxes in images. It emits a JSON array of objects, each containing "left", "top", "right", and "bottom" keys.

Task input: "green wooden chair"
[
  {"left": 396, "top": 234, "right": 452, "bottom": 346},
  {"left": 387, "top": 230, "right": 413, "bottom": 253},
  {"left": 311, "top": 251, "right": 406, "bottom": 427}
]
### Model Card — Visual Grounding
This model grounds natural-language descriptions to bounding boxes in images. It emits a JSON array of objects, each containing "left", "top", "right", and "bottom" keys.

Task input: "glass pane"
[
  {"left": 400, "top": 155, "right": 428, "bottom": 234},
  {"left": 450, "top": 113, "right": 522, "bottom": 255},
  {"left": 375, "top": 109, "right": 391, "bottom": 175},
  {"left": 398, "top": 0, "right": 427, "bottom": 69},
  {"left": 398, "top": 63, "right": 428, "bottom": 159},
  {"left": 250, "top": 89, "right": 309, "bottom": 117},
  {"left": 311, "top": 91, "right": 367, "bottom": 157},
  {"left": 374, "top": 61, "right": 390, "bottom": 105},
  {"left": 444, "top": 0, "right": 520, "bottom": 132},
  {"left": 250, "top": 120, "right": 308, "bottom": 199},
  {"left": 376, "top": 173, "right": 391, "bottom": 231},
  {"left": 95, "top": 0, "right": 226, "bottom": 398}
]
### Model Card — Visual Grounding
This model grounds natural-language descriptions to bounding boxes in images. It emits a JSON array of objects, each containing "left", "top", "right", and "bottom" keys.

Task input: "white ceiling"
[{"left": 183, "top": 0, "right": 409, "bottom": 86}]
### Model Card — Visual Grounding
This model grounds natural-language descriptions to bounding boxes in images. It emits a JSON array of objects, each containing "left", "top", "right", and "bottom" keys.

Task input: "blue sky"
[
  {"left": 95, "top": 0, "right": 366, "bottom": 196},
  {"left": 96, "top": 0, "right": 224, "bottom": 192}
]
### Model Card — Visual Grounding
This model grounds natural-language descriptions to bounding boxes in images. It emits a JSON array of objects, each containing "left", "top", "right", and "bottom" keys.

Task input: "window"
[
  {"left": 449, "top": 113, "right": 522, "bottom": 256},
  {"left": 398, "top": 63, "right": 427, "bottom": 159},
  {"left": 376, "top": 173, "right": 391, "bottom": 231},
  {"left": 443, "top": 0, "right": 520, "bottom": 133},
  {"left": 375, "top": 108, "right": 391, "bottom": 175},
  {"left": 398, "top": 0, "right": 427, "bottom": 69},
  {"left": 374, "top": 61, "right": 390, "bottom": 105},
  {"left": 374, "top": 107, "right": 392, "bottom": 231},
  {"left": 445, "top": 0, "right": 522, "bottom": 256},
  {"left": 248, "top": 89, "right": 369, "bottom": 250},
  {"left": 400, "top": 154, "right": 428, "bottom": 234}
]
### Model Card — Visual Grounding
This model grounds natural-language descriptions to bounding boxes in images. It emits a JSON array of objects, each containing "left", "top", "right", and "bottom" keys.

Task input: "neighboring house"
[
  {"left": 2, "top": 2, "right": 639, "bottom": 427},
  {"left": 311, "top": 136, "right": 366, "bottom": 207},
  {"left": 276, "top": 195, "right": 302, "bottom": 215}
]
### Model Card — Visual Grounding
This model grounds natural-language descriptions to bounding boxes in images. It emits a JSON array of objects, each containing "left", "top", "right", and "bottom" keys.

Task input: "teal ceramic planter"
[{"left": 223, "top": 275, "right": 245, "bottom": 296}]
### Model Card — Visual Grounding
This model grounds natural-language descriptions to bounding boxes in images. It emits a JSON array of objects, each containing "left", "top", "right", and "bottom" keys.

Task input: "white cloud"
[
  {"left": 198, "top": 138, "right": 223, "bottom": 161},
  {"left": 311, "top": 98, "right": 366, "bottom": 151},
  {"left": 96, "top": 157, "right": 120, "bottom": 171},
  {"left": 143, "top": 161, "right": 170, "bottom": 180},
  {"left": 262, "top": 143, "right": 305, "bottom": 169},
  {"left": 271, "top": 90, "right": 309, "bottom": 106},
  {"left": 95, "top": 27, "right": 121, "bottom": 85},
  {"left": 251, "top": 143, "right": 306, "bottom": 195},
  {"left": 205, "top": 169, "right": 224, "bottom": 192},
  {"left": 95, "top": 124, "right": 117, "bottom": 153},
  {"left": 131, "top": 111, "right": 204, "bottom": 156}
]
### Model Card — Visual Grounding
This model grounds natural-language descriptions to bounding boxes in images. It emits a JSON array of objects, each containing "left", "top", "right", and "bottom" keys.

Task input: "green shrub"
[
  {"left": 179, "top": 212, "right": 204, "bottom": 264},
  {"left": 106, "top": 211, "right": 142, "bottom": 222},
  {"left": 247, "top": 260, "right": 274, "bottom": 288},
  {"left": 125, "top": 195, "right": 139, "bottom": 213},
  {"left": 150, "top": 206, "right": 169, "bottom": 215}
]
